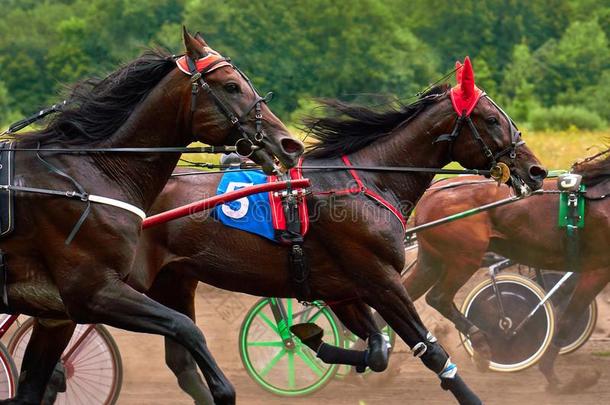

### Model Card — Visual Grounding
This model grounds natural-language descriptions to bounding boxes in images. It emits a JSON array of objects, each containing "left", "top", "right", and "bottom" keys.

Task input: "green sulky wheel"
[{"left": 238, "top": 298, "right": 342, "bottom": 396}]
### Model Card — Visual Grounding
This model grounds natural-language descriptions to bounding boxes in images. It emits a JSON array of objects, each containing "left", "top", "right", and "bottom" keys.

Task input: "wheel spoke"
[
  {"left": 259, "top": 349, "right": 286, "bottom": 377},
  {"left": 287, "top": 351, "right": 296, "bottom": 389},
  {"left": 247, "top": 341, "right": 285, "bottom": 347},
  {"left": 295, "top": 349, "right": 324, "bottom": 377},
  {"left": 257, "top": 312, "right": 280, "bottom": 335},
  {"left": 307, "top": 308, "right": 325, "bottom": 324},
  {"left": 286, "top": 299, "right": 293, "bottom": 327}
]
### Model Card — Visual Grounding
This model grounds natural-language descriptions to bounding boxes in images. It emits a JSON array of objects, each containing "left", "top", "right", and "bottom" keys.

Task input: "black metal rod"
[{"left": 0, "top": 146, "right": 237, "bottom": 154}]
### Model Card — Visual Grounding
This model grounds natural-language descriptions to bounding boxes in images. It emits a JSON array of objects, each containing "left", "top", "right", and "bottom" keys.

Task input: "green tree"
[{"left": 184, "top": 0, "right": 440, "bottom": 117}]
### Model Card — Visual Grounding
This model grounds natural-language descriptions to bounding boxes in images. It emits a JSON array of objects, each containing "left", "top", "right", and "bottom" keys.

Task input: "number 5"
[{"left": 221, "top": 181, "right": 253, "bottom": 219}]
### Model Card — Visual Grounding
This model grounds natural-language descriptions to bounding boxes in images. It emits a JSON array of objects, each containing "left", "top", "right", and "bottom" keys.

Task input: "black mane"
[
  {"left": 16, "top": 49, "right": 176, "bottom": 146},
  {"left": 572, "top": 146, "right": 610, "bottom": 187},
  {"left": 304, "top": 84, "right": 449, "bottom": 158}
]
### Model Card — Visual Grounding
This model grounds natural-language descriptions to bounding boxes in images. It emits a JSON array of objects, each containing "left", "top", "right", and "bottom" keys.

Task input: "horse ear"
[
  {"left": 455, "top": 61, "right": 463, "bottom": 84},
  {"left": 460, "top": 56, "right": 475, "bottom": 99},
  {"left": 182, "top": 25, "right": 205, "bottom": 59},
  {"left": 194, "top": 32, "right": 209, "bottom": 47}
]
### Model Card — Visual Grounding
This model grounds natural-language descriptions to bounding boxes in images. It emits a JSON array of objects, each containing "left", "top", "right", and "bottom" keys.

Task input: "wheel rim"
[
  {"left": 536, "top": 272, "right": 597, "bottom": 355},
  {"left": 0, "top": 344, "right": 17, "bottom": 400},
  {"left": 239, "top": 298, "right": 340, "bottom": 396},
  {"left": 9, "top": 321, "right": 121, "bottom": 405},
  {"left": 460, "top": 275, "right": 554, "bottom": 372}
]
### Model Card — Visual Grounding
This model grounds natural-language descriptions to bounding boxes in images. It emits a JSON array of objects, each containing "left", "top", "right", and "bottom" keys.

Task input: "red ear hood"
[
  {"left": 455, "top": 61, "right": 463, "bottom": 84},
  {"left": 450, "top": 56, "right": 482, "bottom": 116}
]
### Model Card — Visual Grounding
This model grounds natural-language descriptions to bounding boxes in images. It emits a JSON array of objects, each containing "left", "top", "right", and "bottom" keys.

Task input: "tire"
[
  {"left": 0, "top": 342, "right": 18, "bottom": 400},
  {"left": 239, "top": 298, "right": 341, "bottom": 396},
  {"left": 8, "top": 319, "right": 123, "bottom": 405},
  {"left": 535, "top": 271, "right": 597, "bottom": 355},
  {"left": 459, "top": 274, "right": 555, "bottom": 372}
]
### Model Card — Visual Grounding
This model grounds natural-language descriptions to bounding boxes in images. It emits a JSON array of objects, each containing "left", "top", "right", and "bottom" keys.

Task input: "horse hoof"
[{"left": 469, "top": 331, "right": 491, "bottom": 373}]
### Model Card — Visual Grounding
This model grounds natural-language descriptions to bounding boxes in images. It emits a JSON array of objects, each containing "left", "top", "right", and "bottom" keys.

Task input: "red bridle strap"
[{"left": 176, "top": 51, "right": 231, "bottom": 76}]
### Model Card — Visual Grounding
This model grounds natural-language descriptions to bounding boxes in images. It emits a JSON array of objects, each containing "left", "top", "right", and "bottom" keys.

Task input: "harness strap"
[{"left": 341, "top": 156, "right": 407, "bottom": 230}]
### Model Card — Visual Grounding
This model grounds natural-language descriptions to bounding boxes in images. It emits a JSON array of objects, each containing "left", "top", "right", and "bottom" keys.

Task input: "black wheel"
[
  {"left": 535, "top": 271, "right": 597, "bottom": 355},
  {"left": 460, "top": 274, "right": 555, "bottom": 372}
]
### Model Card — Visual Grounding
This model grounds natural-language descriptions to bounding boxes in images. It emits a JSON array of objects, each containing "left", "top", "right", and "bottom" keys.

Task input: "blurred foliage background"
[{"left": 0, "top": 0, "right": 608, "bottom": 141}]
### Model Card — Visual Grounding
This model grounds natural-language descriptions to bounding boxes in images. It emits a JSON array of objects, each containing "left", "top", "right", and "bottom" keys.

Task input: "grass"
[{"left": 525, "top": 130, "right": 608, "bottom": 170}]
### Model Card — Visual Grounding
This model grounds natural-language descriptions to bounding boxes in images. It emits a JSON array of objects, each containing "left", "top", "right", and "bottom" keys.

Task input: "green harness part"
[{"left": 558, "top": 185, "right": 586, "bottom": 229}]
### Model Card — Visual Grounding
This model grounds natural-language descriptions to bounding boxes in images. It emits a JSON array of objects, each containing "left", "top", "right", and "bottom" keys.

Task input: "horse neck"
[
  {"left": 91, "top": 73, "right": 189, "bottom": 211},
  {"left": 348, "top": 109, "right": 452, "bottom": 211}
]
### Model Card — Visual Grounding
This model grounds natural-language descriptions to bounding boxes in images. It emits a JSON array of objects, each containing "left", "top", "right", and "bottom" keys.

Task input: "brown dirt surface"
[{"left": 109, "top": 278, "right": 610, "bottom": 405}]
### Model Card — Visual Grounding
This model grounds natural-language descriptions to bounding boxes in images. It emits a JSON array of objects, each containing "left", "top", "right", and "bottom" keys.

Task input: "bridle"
[
  {"left": 177, "top": 48, "right": 270, "bottom": 157},
  {"left": 434, "top": 92, "right": 524, "bottom": 178}
]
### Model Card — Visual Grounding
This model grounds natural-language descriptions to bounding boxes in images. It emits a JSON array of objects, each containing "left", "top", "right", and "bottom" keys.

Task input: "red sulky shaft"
[{"left": 142, "top": 178, "right": 311, "bottom": 229}]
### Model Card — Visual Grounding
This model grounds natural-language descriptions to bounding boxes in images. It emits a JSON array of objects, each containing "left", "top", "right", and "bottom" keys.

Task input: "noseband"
[
  {"left": 435, "top": 93, "right": 524, "bottom": 173},
  {"left": 177, "top": 49, "right": 269, "bottom": 157}
]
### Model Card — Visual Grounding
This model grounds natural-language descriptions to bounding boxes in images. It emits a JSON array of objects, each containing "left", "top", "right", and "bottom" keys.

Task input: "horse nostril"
[
  {"left": 281, "top": 138, "right": 304, "bottom": 155},
  {"left": 529, "top": 165, "right": 548, "bottom": 180}
]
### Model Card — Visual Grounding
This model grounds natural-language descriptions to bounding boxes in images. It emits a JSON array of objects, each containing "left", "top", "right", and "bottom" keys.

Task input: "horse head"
[{"left": 177, "top": 27, "right": 304, "bottom": 174}]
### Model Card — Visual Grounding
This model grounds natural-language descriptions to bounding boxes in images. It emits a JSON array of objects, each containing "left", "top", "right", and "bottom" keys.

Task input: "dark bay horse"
[
  {"left": 403, "top": 149, "right": 609, "bottom": 392},
  {"left": 0, "top": 27, "right": 303, "bottom": 405},
  {"left": 127, "top": 63, "right": 547, "bottom": 404}
]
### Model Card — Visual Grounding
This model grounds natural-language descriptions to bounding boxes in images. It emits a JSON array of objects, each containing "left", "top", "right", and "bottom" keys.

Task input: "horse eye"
[
  {"left": 486, "top": 116, "right": 499, "bottom": 125},
  {"left": 224, "top": 83, "right": 240, "bottom": 94}
]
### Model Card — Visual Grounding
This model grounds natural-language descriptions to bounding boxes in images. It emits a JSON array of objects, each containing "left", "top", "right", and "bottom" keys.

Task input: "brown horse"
[
  {"left": 122, "top": 65, "right": 546, "bottom": 404},
  {"left": 402, "top": 149, "right": 609, "bottom": 392},
  {"left": 0, "top": 27, "right": 303, "bottom": 405}
]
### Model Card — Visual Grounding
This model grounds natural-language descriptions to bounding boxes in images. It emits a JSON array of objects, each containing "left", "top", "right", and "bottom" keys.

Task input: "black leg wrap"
[
  {"left": 419, "top": 342, "right": 448, "bottom": 374},
  {"left": 317, "top": 343, "right": 367, "bottom": 369},
  {"left": 418, "top": 343, "right": 483, "bottom": 405},
  {"left": 367, "top": 333, "right": 389, "bottom": 372},
  {"left": 440, "top": 374, "right": 483, "bottom": 405}
]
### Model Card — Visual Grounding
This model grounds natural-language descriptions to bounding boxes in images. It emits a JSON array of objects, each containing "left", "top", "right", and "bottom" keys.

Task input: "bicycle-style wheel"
[
  {"left": 535, "top": 271, "right": 597, "bottom": 355},
  {"left": 459, "top": 274, "right": 555, "bottom": 372},
  {"left": 8, "top": 320, "right": 122, "bottom": 405},
  {"left": 239, "top": 298, "right": 341, "bottom": 396},
  {"left": 0, "top": 342, "right": 18, "bottom": 400}
]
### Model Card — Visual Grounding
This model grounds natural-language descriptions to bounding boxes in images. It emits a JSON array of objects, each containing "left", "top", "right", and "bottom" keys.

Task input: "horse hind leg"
[
  {"left": 402, "top": 247, "right": 444, "bottom": 301},
  {"left": 424, "top": 259, "right": 491, "bottom": 371},
  {"left": 63, "top": 278, "right": 234, "bottom": 405},
  {"left": 147, "top": 269, "right": 215, "bottom": 405},
  {"left": 0, "top": 319, "right": 75, "bottom": 405},
  {"left": 539, "top": 268, "right": 609, "bottom": 394}
]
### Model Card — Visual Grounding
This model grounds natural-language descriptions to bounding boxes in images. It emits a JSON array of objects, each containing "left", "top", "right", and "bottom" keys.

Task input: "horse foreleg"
[
  {"left": 363, "top": 272, "right": 482, "bottom": 405},
  {"left": 291, "top": 300, "right": 389, "bottom": 373},
  {"left": 63, "top": 278, "right": 234, "bottom": 405},
  {"left": 1, "top": 318, "right": 75, "bottom": 405},
  {"left": 147, "top": 270, "right": 215, "bottom": 405},
  {"left": 331, "top": 300, "right": 389, "bottom": 372},
  {"left": 424, "top": 261, "right": 490, "bottom": 370},
  {"left": 539, "top": 268, "right": 609, "bottom": 393}
]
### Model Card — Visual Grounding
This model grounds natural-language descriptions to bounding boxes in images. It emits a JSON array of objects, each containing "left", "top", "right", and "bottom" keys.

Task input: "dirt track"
[{"left": 111, "top": 279, "right": 610, "bottom": 405}]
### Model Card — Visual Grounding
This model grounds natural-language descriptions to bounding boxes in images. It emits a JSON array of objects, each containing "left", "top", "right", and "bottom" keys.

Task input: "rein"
[{"left": 0, "top": 146, "right": 239, "bottom": 154}]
